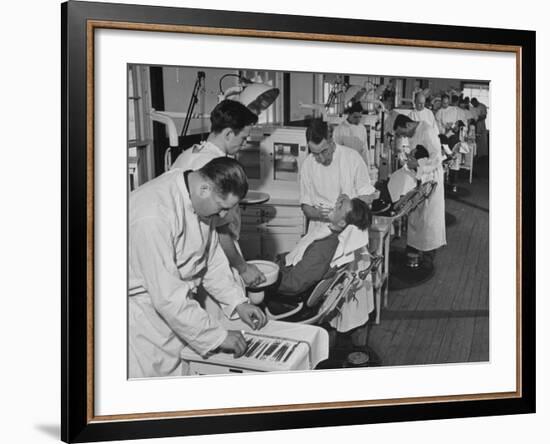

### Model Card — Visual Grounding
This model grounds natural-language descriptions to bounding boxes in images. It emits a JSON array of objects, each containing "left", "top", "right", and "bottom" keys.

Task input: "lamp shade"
[
  {"left": 237, "top": 83, "right": 280, "bottom": 114},
  {"left": 344, "top": 85, "right": 366, "bottom": 106}
]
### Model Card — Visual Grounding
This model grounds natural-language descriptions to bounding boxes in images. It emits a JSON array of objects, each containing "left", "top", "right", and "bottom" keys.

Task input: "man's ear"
[
  {"left": 198, "top": 181, "right": 212, "bottom": 198},
  {"left": 220, "top": 127, "right": 234, "bottom": 141}
]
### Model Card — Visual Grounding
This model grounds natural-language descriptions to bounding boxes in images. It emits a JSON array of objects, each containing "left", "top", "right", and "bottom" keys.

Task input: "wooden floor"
[{"left": 367, "top": 165, "right": 489, "bottom": 366}]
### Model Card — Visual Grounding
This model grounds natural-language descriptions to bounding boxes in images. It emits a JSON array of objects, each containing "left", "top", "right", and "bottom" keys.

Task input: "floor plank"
[{"left": 368, "top": 169, "right": 490, "bottom": 367}]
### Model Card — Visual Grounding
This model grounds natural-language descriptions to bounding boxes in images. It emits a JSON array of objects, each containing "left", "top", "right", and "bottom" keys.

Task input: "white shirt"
[
  {"left": 300, "top": 144, "right": 375, "bottom": 209},
  {"left": 435, "top": 106, "right": 461, "bottom": 134},
  {"left": 299, "top": 144, "right": 376, "bottom": 332},
  {"left": 171, "top": 140, "right": 225, "bottom": 170},
  {"left": 406, "top": 121, "right": 446, "bottom": 251},
  {"left": 170, "top": 141, "right": 241, "bottom": 238},
  {"left": 460, "top": 107, "right": 475, "bottom": 124},
  {"left": 409, "top": 108, "right": 438, "bottom": 132},
  {"left": 129, "top": 170, "right": 247, "bottom": 365},
  {"left": 332, "top": 119, "right": 369, "bottom": 166},
  {"left": 409, "top": 121, "right": 444, "bottom": 177}
]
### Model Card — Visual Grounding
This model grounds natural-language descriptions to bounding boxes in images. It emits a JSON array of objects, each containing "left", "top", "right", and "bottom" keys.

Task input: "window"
[
  {"left": 128, "top": 65, "right": 153, "bottom": 190},
  {"left": 462, "top": 82, "right": 490, "bottom": 130}
]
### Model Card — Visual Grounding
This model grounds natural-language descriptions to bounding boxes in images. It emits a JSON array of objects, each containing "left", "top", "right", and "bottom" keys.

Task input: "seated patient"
[{"left": 270, "top": 195, "right": 372, "bottom": 298}]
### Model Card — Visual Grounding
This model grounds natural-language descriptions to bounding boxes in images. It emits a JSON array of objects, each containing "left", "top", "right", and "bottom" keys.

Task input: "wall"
[
  {"left": 289, "top": 72, "right": 315, "bottom": 121},
  {"left": 162, "top": 66, "right": 239, "bottom": 134}
]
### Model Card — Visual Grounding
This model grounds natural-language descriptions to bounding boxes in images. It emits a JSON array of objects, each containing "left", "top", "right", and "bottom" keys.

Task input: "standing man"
[
  {"left": 129, "top": 157, "right": 267, "bottom": 378},
  {"left": 393, "top": 115, "right": 447, "bottom": 266},
  {"left": 300, "top": 119, "right": 378, "bottom": 233},
  {"left": 435, "top": 94, "right": 461, "bottom": 134},
  {"left": 458, "top": 97, "right": 475, "bottom": 125},
  {"left": 171, "top": 100, "right": 265, "bottom": 287},
  {"left": 409, "top": 92, "right": 438, "bottom": 131},
  {"left": 470, "top": 98, "right": 489, "bottom": 157},
  {"left": 332, "top": 101, "right": 370, "bottom": 167},
  {"left": 299, "top": 119, "right": 378, "bottom": 342}
]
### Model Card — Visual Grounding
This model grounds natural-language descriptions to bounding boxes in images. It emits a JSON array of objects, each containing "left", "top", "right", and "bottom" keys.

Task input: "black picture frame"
[{"left": 61, "top": 1, "right": 536, "bottom": 442}]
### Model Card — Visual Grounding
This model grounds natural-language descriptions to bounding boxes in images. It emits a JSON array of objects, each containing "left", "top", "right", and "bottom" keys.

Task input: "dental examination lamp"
[
  {"left": 219, "top": 73, "right": 280, "bottom": 114},
  {"left": 343, "top": 84, "right": 387, "bottom": 113}
]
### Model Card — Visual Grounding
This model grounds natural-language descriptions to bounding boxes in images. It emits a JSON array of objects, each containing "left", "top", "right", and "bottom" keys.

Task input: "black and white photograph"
[
  {"left": 127, "top": 64, "right": 490, "bottom": 378},
  {"left": 51, "top": 0, "right": 538, "bottom": 442}
]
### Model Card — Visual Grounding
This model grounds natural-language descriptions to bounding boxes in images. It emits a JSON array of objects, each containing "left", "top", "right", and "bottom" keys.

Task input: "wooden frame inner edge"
[{"left": 85, "top": 19, "right": 523, "bottom": 423}]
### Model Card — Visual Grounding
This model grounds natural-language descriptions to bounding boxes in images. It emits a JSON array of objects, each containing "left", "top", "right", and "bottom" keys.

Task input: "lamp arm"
[{"left": 180, "top": 71, "right": 205, "bottom": 138}]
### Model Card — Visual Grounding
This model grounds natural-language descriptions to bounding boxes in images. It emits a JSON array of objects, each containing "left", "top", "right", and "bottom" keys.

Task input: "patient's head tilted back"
[{"left": 328, "top": 195, "right": 372, "bottom": 231}]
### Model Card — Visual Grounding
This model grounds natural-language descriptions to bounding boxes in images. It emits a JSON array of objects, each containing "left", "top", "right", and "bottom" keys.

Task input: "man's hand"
[
  {"left": 316, "top": 205, "right": 333, "bottom": 221},
  {"left": 218, "top": 330, "right": 248, "bottom": 358},
  {"left": 236, "top": 303, "right": 268, "bottom": 330},
  {"left": 407, "top": 157, "right": 419, "bottom": 171},
  {"left": 239, "top": 263, "right": 266, "bottom": 287}
]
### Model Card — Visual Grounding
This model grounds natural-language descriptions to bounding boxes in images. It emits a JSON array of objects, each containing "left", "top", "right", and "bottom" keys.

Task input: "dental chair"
[{"left": 264, "top": 252, "right": 383, "bottom": 326}]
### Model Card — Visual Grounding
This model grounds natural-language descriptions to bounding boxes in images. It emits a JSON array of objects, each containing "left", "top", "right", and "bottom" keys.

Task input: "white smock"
[
  {"left": 406, "top": 121, "right": 447, "bottom": 252},
  {"left": 300, "top": 144, "right": 375, "bottom": 234},
  {"left": 332, "top": 119, "right": 370, "bottom": 167},
  {"left": 435, "top": 106, "right": 461, "bottom": 134},
  {"left": 128, "top": 170, "right": 247, "bottom": 378},
  {"left": 409, "top": 108, "right": 438, "bottom": 132},
  {"left": 171, "top": 141, "right": 241, "bottom": 238},
  {"left": 171, "top": 140, "right": 224, "bottom": 170},
  {"left": 299, "top": 145, "right": 376, "bottom": 331}
]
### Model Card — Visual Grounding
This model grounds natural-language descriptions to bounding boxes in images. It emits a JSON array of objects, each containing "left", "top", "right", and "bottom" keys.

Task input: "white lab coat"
[
  {"left": 460, "top": 107, "right": 475, "bottom": 124},
  {"left": 300, "top": 144, "right": 376, "bottom": 233},
  {"left": 171, "top": 141, "right": 241, "bottom": 238},
  {"left": 299, "top": 145, "right": 376, "bottom": 331},
  {"left": 333, "top": 119, "right": 370, "bottom": 167},
  {"left": 406, "top": 122, "right": 447, "bottom": 251},
  {"left": 435, "top": 106, "right": 462, "bottom": 134},
  {"left": 409, "top": 108, "right": 438, "bottom": 132},
  {"left": 128, "top": 170, "right": 247, "bottom": 378},
  {"left": 171, "top": 140, "right": 225, "bottom": 170}
]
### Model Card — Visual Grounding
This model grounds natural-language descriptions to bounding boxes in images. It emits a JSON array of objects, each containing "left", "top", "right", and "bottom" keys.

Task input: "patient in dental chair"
[{"left": 268, "top": 195, "right": 372, "bottom": 299}]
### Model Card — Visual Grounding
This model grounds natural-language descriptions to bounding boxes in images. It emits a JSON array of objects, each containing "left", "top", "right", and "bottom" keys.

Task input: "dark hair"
[
  {"left": 345, "top": 101, "right": 363, "bottom": 115},
  {"left": 441, "top": 93, "right": 450, "bottom": 100},
  {"left": 451, "top": 95, "right": 459, "bottom": 104},
  {"left": 471, "top": 98, "right": 479, "bottom": 105},
  {"left": 413, "top": 144, "right": 429, "bottom": 160},
  {"left": 198, "top": 157, "right": 249, "bottom": 200},
  {"left": 393, "top": 114, "right": 414, "bottom": 130},
  {"left": 210, "top": 100, "right": 259, "bottom": 135},
  {"left": 345, "top": 198, "right": 372, "bottom": 231},
  {"left": 306, "top": 118, "right": 329, "bottom": 144}
]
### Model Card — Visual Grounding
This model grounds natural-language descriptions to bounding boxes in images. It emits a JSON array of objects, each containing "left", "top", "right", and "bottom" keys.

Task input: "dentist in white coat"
[
  {"left": 393, "top": 114, "right": 447, "bottom": 264},
  {"left": 171, "top": 100, "right": 265, "bottom": 288},
  {"left": 128, "top": 157, "right": 266, "bottom": 378}
]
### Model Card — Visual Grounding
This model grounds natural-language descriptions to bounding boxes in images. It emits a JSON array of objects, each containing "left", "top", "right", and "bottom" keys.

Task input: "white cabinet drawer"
[{"left": 261, "top": 205, "right": 303, "bottom": 219}]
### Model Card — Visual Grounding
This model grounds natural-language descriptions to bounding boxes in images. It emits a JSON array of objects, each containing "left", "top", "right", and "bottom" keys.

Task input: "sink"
[{"left": 241, "top": 190, "right": 270, "bottom": 205}]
